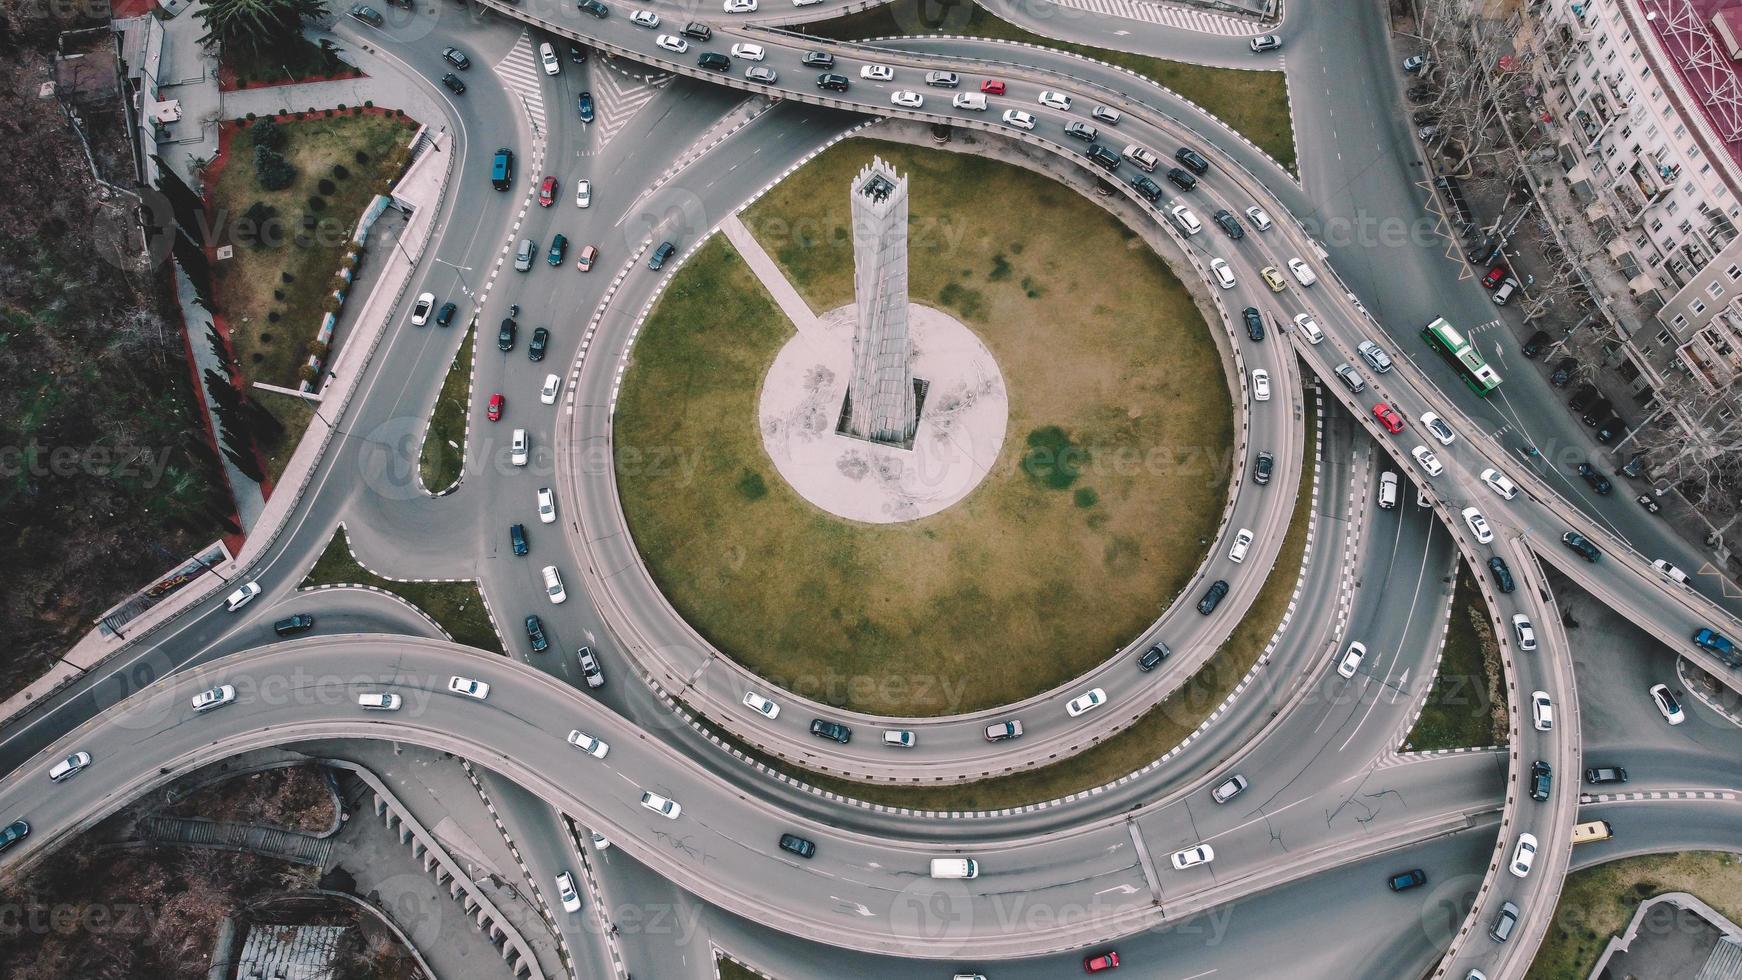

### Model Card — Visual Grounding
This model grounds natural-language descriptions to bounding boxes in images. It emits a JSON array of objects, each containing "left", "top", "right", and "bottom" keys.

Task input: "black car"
[
  {"left": 577, "top": 92, "right": 595, "bottom": 122},
  {"left": 577, "top": 0, "right": 608, "bottom": 17},
  {"left": 498, "top": 318, "right": 516, "bottom": 352},
  {"left": 273, "top": 614, "right": 315, "bottom": 636},
  {"left": 1165, "top": 167, "right": 1198, "bottom": 190},
  {"left": 682, "top": 22, "right": 712, "bottom": 40},
  {"left": 435, "top": 301, "right": 457, "bottom": 328},
  {"left": 817, "top": 72, "right": 850, "bottom": 92},
  {"left": 1242, "top": 307, "right": 1265, "bottom": 342},
  {"left": 1581, "top": 398, "right": 1613, "bottom": 427},
  {"left": 442, "top": 46, "right": 471, "bottom": 70},
  {"left": 1387, "top": 869, "right": 1426, "bottom": 892},
  {"left": 802, "top": 51, "right": 835, "bottom": 68},
  {"left": 1254, "top": 450, "right": 1274, "bottom": 485},
  {"left": 525, "top": 615, "right": 549, "bottom": 653},
  {"left": 1549, "top": 358, "right": 1577, "bottom": 387},
  {"left": 810, "top": 719, "right": 851, "bottom": 743},
  {"left": 1576, "top": 462, "right": 1612, "bottom": 495},
  {"left": 441, "top": 73, "right": 466, "bottom": 95},
  {"left": 1595, "top": 416, "right": 1626, "bottom": 443},
  {"left": 1521, "top": 330, "right": 1551, "bottom": 358},
  {"left": 510, "top": 523, "right": 528, "bottom": 556},
  {"left": 1138, "top": 642, "right": 1170, "bottom": 671},
  {"left": 1568, "top": 383, "right": 1600, "bottom": 413},
  {"left": 699, "top": 52, "right": 731, "bottom": 72},
  {"left": 778, "top": 833, "right": 817, "bottom": 859},
  {"left": 1196, "top": 579, "right": 1230, "bottom": 615},
  {"left": 349, "top": 3, "right": 383, "bottom": 25},
  {"left": 1084, "top": 143, "right": 1120, "bottom": 172},
  {"left": 1635, "top": 493, "right": 1661, "bottom": 514},
  {"left": 1488, "top": 556, "right": 1515, "bottom": 593},
  {"left": 1174, "top": 146, "right": 1211, "bottom": 174},
  {"left": 1529, "top": 760, "right": 1552, "bottom": 801},
  {"left": 1130, "top": 175, "right": 1163, "bottom": 202},
  {"left": 1585, "top": 766, "right": 1628, "bottom": 784},
  {"left": 0, "top": 820, "right": 28, "bottom": 855},
  {"left": 529, "top": 327, "right": 549, "bottom": 362},
  {"left": 649, "top": 241, "right": 677, "bottom": 270},
  {"left": 1212, "top": 209, "right": 1245, "bottom": 239},
  {"left": 1562, "top": 531, "right": 1601, "bottom": 562},
  {"left": 570, "top": 43, "right": 588, "bottom": 62},
  {"left": 548, "top": 234, "right": 568, "bottom": 266}
]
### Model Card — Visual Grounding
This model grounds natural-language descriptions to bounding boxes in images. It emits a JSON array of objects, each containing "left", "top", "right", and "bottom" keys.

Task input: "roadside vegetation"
[
  {"left": 686, "top": 387, "right": 1315, "bottom": 810},
  {"left": 1404, "top": 563, "right": 1506, "bottom": 751},
  {"left": 198, "top": 0, "right": 361, "bottom": 88},
  {"left": 303, "top": 527, "right": 502, "bottom": 653},
  {"left": 618, "top": 140, "right": 1230, "bottom": 715},
  {"left": 805, "top": 0, "right": 1296, "bottom": 171},
  {"left": 717, "top": 957, "right": 764, "bottom": 980},
  {"left": 419, "top": 325, "right": 475, "bottom": 492},
  {"left": 1529, "top": 852, "right": 1742, "bottom": 980}
]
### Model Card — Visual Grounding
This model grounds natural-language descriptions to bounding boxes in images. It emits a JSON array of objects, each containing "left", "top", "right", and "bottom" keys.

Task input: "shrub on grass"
[
  {"left": 306, "top": 196, "right": 325, "bottom": 211},
  {"left": 317, "top": 178, "right": 336, "bottom": 195},
  {"left": 331, "top": 163, "right": 350, "bottom": 179},
  {"left": 254, "top": 144, "right": 295, "bottom": 190},
  {"left": 251, "top": 116, "right": 285, "bottom": 151}
]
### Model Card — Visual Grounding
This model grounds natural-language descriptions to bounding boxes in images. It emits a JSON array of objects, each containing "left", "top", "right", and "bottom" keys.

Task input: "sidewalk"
[
  {"left": 152, "top": 0, "right": 221, "bottom": 187},
  {"left": 719, "top": 215, "right": 826, "bottom": 341}
]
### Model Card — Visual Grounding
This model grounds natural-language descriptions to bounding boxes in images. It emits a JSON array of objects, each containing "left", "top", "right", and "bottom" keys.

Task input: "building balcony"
[{"left": 1677, "top": 332, "right": 1742, "bottom": 393}]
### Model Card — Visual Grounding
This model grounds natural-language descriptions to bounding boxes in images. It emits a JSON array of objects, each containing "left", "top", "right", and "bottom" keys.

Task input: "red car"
[
  {"left": 1084, "top": 950, "right": 1120, "bottom": 972},
  {"left": 538, "top": 176, "right": 558, "bottom": 207},
  {"left": 1481, "top": 265, "right": 1507, "bottom": 288},
  {"left": 487, "top": 392, "right": 504, "bottom": 421},
  {"left": 980, "top": 79, "right": 1006, "bottom": 95},
  {"left": 1372, "top": 402, "right": 1405, "bottom": 434},
  {"left": 576, "top": 243, "right": 598, "bottom": 272}
]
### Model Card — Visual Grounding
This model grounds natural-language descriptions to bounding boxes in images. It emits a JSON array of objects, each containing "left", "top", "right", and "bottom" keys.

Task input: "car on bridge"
[
  {"left": 567, "top": 730, "right": 609, "bottom": 758},
  {"left": 640, "top": 791, "right": 681, "bottom": 819},
  {"left": 629, "top": 8, "right": 659, "bottom": 26},
  {"left": 1171, "top": 845, "right": 1214, "bottom": 870},
  {"left": 778, "top": 834, "right": 816, "bottom": 858},
  {"left": 1197, "top": 579, "right": 1230, "bottom": 614},
  {"left": 1254, "top": 451, "right": 1274, "bottom": 485},
  {"left": 1509, "top": 833, "right": 1538, "bottom": 877},
  {"left": 1066, "top": 688, "right": 1107, "bottom": 717},
  {"left": 656, "top": 34, "right": 688, "bottom": 54},
  {"left": 1480, "top": 468, "right": 1519, "bottom": 499},
  {"left": 1138, "top": 643, "right": 1171, "bottom": 671},
  {"left": 1529, "top": 760, "right": 1552, "bottom": 801},
  {"left": 1211, "top": 774, "right": 1248, "bottom": 804},
  {"left": 985, "top": 720, "right": 1023, "bottom": 741},
  {"left": 448, "top": 676, "right": 489, "bottom": 700},
  {"left": 1372, "top": 403, "right": 1405, "bottom": 434},
  {"left": 810, "top": 718, "right": 852, "bottom": 743},
  {"left": 47, "top": 751, "right": 92, "bottom": 782},
  {"left": 1084, "top": 951, "right": 1120, "bottom": 973},
  {"left": 1461, "top": 507, "right": 1494, "bottom": 544},
  {"left": 1411, "top": 446, "right": 1443, "bottom": 476},
  {"left": 1241, "top": 307, "right": 1264, "bottom": 342},
  {"left": 1488, "top": 557, "right": 1515, "bottom": 593},
  {"left": 0, "top": 820, "right": 28, "bottom": 855},
  {"left": 555, "top": 872, "right": 581, "bottom": 913},
  {"left": 1038, "top": 90, "right": 1072, "bottom": 111},
  {"left": 1694, "top": 628, "right": 1737, "bottom": 659},
  {"left": 1562, "top": 531, "right": 1601, "bottom": 562},
  {"left": 1512, "top": 614, "right": 1537, "bottom": 652},
  {"left": 1001, "top": 109, "right": 1036, "bottom": 130},
  {"left": 1531, "top": 691, "right": 1553, "bottom": 731},
  {"left": 1292, "top": 314, "right": 1324, "bottom": 344},
  {"left": 742, "top": 691, "right": 779, "bottom": 718},
  {"left": 884, "top": 730, "right": 916, "bottom": 747}
]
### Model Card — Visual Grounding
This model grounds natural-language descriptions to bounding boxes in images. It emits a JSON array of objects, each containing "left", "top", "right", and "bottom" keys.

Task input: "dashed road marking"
[{"left": 1042, "top": 0, "right": 1265, "bottom": 35}]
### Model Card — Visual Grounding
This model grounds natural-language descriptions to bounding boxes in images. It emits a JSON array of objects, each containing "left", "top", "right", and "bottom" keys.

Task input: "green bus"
[{"left": 1421, "top": 317, "right": 1502, "bottom": 395}]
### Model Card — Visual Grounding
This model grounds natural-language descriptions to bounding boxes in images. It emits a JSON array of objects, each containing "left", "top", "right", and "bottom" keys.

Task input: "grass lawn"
[
  {"left": 617, "top": 139, "right": 1232, "bottom": 716},
  {"left": 225, "top": 34, "right": 359, "bottom": 88},
  {"left": 252, "top": 387, "right": 317, "bottom": 485},
  {"left": 1404, "top": 563, "right": 1506, "bottom": 751},
  {"left": 803, "top": 1, "right": 1295, "bottom": 172},
  {"left": 210, "top": 111, "right": 414, "bottom": 389},
  {"left": 717, "top": 958, "right": 763, "bottom": 980},
  {"left": 302, "top": 527, "right": 502, "bottom": 654},
  {"left": 420, "top": 324, "right": 475, "bottom": 493},
  {"left": 1529, "top": 852, "right": 1742, "bottom": 980},
  {"left": 687, "top": 387, "right": 1314, "bottom": 808}
]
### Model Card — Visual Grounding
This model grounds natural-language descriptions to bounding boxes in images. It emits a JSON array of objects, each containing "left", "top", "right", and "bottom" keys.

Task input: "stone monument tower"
[{"left": 842, "top": 157, "right": 920, "bottom": 446}]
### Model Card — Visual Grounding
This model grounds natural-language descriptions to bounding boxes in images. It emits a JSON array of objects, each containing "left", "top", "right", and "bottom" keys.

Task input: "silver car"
[{"left": 514, "top": 238, "right": 535, "bottom": 272}]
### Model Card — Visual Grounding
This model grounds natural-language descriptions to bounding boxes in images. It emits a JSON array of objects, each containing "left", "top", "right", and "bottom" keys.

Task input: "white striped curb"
[
  {"left": 296, "top": 584, "right": 454, "bottom": 641},
  {"left": 307, "top": 520, "right": 509, "bottom": 654},
  {"left": 416, "top": 323, "right": 479, "bottom": 497},
  {"left": 1582, "top": 790, "right": 1740, "bottom": 803},
  {"left": 461, "top": 760, "right": 579, "bottom": 980}
]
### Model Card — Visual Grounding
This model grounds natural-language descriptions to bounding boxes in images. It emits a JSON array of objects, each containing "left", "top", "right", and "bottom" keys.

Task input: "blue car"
[{"left": 577, "top": 92, "right": 595, "bottom": 123}]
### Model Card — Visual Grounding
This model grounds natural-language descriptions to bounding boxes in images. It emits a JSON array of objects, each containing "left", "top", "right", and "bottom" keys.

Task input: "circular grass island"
[{"left": 612, "top": 139, "right": 1234, "bottom": 716}]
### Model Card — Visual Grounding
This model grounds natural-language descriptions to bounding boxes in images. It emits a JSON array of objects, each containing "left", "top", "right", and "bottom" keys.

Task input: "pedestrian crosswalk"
[
  {"left": 1042, "top": 0, "right": 1263, "bottom": 36},
  {"left": 494, "top": 31, "right": 548, "bottom": 137},
  {"left": 586, "top": 66, "right": 669, "bottom": 153},
  {"left": 1465, "top": 317, "right": 1505, "bottom": 337}
]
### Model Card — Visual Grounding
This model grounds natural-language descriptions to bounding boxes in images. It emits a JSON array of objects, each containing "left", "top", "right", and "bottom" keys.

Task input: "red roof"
[{"left": 1635, "top": 0, "right": 1742, "bottom": 173}]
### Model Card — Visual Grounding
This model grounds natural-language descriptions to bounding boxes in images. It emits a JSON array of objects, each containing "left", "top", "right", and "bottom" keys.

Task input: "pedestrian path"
[
  {"left": 1042, "top": 0, "right": 1262, "bottom": 36},
  {"left": 720, "top": 214, "right": 824, "bottom": 341},
  {"left": 587, "top": 67, "right": 667, "bottom": 153},
  {"left": 494, "top": 30, "right": 548, "bottom": 136}
]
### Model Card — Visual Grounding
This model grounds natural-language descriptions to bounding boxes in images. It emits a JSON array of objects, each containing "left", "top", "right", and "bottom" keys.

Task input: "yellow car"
[{"left": 1261, "top": 266, "right": 1288, "bottom": 292}]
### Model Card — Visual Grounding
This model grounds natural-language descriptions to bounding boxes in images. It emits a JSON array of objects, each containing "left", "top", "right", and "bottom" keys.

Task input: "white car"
[
  {"left": 884, "top": 730, "right": 916, "bottom": 747},
  {"left": 590, "top": 832, "right": 612, "bottom": 850},
  {"left": 539, "top": 42, "right": 560, "bottom": 76},
  {"left": 1461, "top": 506, "right": 1494, "bottom": 544},
  {"left": 1001, "top": 109, "right": 1036, "bottom": 130},
  {"left": 225, "top": 581, "right": 262, "bottom": 612},
  {"left": 555, "top": 872, "right": 582, "bottom": 913},
  {"left": 655, "top": 34, "right": 688, "bottom": 53},
  {"left": 1244, "top": 205, "right": 1273, "bottom": 231},
  {"left": 730, "top": 43, "right": 765, "bottom": 61},
  {"left": 742, "top": 691, "right": 780, "bottom": 718},
  {"left": 1531, "top": 691, "right": 1553, "bottom": 731},
  {"left": 1420, "top": 412, "right": 1456, "bottom": 445},
  {"left": 577, "top": 647, "right": 605, "bottom": 688},
  {"left": 1512, "top": 614, "right": 1537, "bottom": 652},
  {"left": 191, "top": 684, "right": 237, "bottom": 712},
  {"left": 1037, "top": 90, "right": 1072, "bottom": 111},
  {"left": 724, "top": 0, "right": 757, "bottom": 10},
  {"left": 1228, "top": 527, "right": 1254, "bottom": 563},
  {"left": 1169, "top": 203, "right": 1201, "bottom": 235},
  {"left": 1286, "top": 257, "right": 1317, "bottom": 286},
  {"left": 1251, "top": 369, "right": 1271, "bottom": 402},
  {"left": 1652, "top": 558, "right": 1690, "bottom": 585},
  {"left": 1209, "top": 257, "right": 1236, "bottom": 289},
  {"left": 567, "top": 729, "right": 610, "bottom": 758},
  {"left": 449, "top": 675, "right": 490, "bottom": 700},
  {"left": 1649, "top": 683, "right": 1685, "bottom": 725},
  {"left": 1509, "top": 834, "right": 1538, "bottom": 878},
  {"left": 1410, "top": 445, "right": 1443, "bottom": 476},
  {"left": 860, "top": 64, "right": 894, "bottom": 80},
  {"left": 1171, "top": 844, "right": 1215, "bottom": 870},
  {"left": 575, "top": 178, "right": 592, "bottom": 208},
  {"left": 511, "top": 428, "right": 529, "bottom": 467},
  {"left": 1480, "top": 468, "right": 1519, "bottom": 500},
  {"left": 543, "top": 564, "right": 567, "bottom": 604},
  {"left": 540, "top": 374, "right": 561, "bottom": 405},
  {"left": 630, "top": 9, "right": 660, "bottom": 27},
  {"left": 1337, "top": 640, "right": 1366, "bottom": 678},
  {"left": 890, "top": 90, "right": 924, "bottom": 109},
  {"left": 411, "top": 292, "right": 434, "bottom": 326},
  {"left": 537, "top": 487, "right": 556, "bottom": 523},
  {"left": 640, "top": 790, "right": 682, "bottom": 819},
  {"left": 47, "top": 751, "right": 92, "bottom": 782},
  {"left": 1292, "top": 313, "right": 1323, "bottom": 344},
  {"left": 358, "top": 692, "right": 401, "bottom": 710},
  {"left": 1066, "top": 688, "right": 1106, "bottom": 717}
]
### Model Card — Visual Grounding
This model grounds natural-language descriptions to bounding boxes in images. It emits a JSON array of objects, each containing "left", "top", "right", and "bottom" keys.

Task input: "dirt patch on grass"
[
  {"left": 1530, "top": 852, "right": 1742, "bottom": 980},
  {"left": 616, "top": 140, "right": 1231, "bottom": 716}
]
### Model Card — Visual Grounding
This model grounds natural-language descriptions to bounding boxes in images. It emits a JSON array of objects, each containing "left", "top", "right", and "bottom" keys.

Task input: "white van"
[
  {"left": 951, "top": 92, "right": 987, "bottom": 111},
  {"left": 511, "top": 428, "right": 529, "bottom": 467},
  {"left": 1378, "top": 471, "right": 1399, "bottom": 509},
  {"left": 930, "top": 858, "right": 979, "bottom": 879},
  {"left": 1122, "top": 144, "right": 1159, "bottom": 172},
  {"left": 1493, "top": 278, "right": 1518, "bottom": 305}
]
